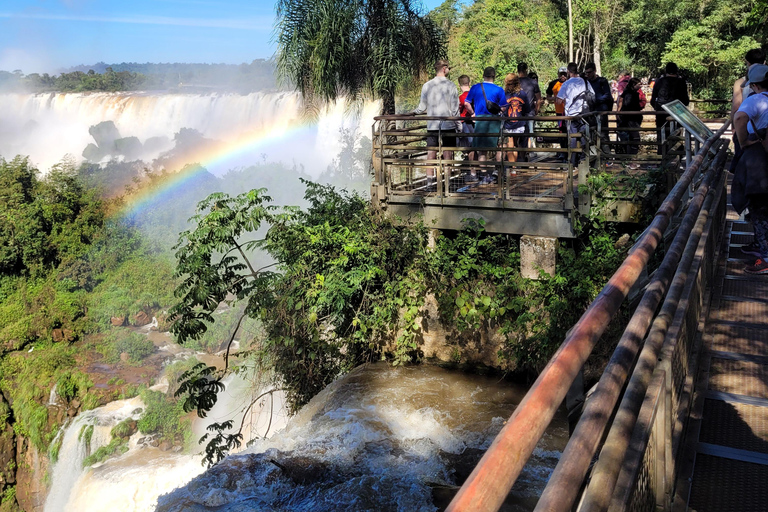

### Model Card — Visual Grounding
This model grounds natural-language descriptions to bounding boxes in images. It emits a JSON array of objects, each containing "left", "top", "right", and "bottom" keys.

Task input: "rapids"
[
  {"left": 0, "top": 91, "right": 379, "bottom": 175},
  {"left": 156, "top": 363, "right": 569, "bottom": 512},
  {"left": 44, "top": 374, "right": 287, "bottom": 512}
]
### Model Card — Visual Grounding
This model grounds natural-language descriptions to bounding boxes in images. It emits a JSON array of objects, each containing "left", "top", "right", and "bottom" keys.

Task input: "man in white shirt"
[
  {"left": 556, "top": 62, "right": 594, "bottom": 164},
  {"left": 413, "top": 59, "right": 462, "bottom": 184},
  {"left": 734, "top": 64, "right": 768, "bottom": 274}
]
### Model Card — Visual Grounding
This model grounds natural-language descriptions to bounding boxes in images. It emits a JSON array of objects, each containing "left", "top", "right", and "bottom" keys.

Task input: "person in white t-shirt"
[
  {"left": 556, "top": 62, "right": 594, "bottom": 164},
  {"left": 734, "top": 63, "right": 768, "bottom": 274}
]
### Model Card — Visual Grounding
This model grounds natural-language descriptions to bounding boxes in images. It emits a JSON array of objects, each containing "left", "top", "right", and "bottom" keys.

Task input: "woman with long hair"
[{"left": 503, "top": 73, "right": 531, "bottom": 165}]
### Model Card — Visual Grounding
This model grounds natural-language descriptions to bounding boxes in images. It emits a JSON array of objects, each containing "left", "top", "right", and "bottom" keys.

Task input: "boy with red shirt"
[{"left": 458, "top": 74, "right": 475, "bottom": 160}]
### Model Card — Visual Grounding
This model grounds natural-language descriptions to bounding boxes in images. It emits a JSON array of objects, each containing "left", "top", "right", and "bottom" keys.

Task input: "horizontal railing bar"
[
  {"left": 696, "top": 442, "right": 768, "bottom": 466},
  {"left": 445, "top": 118, "right": 730, "bottom": 512},
  {"left": 706, "top": 390, "right": 768, "bottom": 408},
  {"left": 577, "top": 141, "right": 729, "bottom": 512}
]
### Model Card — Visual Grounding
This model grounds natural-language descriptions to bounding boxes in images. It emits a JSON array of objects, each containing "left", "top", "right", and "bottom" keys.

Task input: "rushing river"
[{"left": 156, "top": 362, "right": 569, "bottom": 512}]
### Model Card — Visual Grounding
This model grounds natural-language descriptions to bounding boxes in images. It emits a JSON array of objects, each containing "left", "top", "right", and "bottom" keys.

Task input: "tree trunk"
[
  {"left": 381, "top": 90, "right": 396, "bottom": 116},
  {"left": 567, "top": 0, "right": 573, "bottom": 62},
  {"left": 593, "top": 30, "right": 602, "bottom": 76}
]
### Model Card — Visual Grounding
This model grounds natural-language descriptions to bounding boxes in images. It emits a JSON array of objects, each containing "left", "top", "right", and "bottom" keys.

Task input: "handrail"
[
  {"left": 578, "top": 141, "right": 729, "bottom": 512},
  {"left": 445, "top": 121, "right": 730, "bottom": 512}
]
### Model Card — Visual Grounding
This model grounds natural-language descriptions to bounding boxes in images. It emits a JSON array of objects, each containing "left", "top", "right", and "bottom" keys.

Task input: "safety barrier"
[{"left": 444, "top": 121, "right": 731, "bottom": 512}]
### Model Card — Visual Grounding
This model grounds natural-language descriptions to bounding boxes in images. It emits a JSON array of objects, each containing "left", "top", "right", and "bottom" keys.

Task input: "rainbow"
[{"left": 115, "top": 118, "right": 318, "bottom": 220}]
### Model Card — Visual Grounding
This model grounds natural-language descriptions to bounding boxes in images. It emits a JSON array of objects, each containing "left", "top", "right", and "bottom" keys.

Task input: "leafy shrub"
[
  {"left": 97, "top": 330, "right": 154, "bottom": 365},
  {"left": 137, "top": 389, "right": 188, "bottom": 443},
  {"left": 56, "top": 371, "right": 93, "bottom": 402},
  {"left": 82, "top": 437, "right": 128, "bottom": 467}
]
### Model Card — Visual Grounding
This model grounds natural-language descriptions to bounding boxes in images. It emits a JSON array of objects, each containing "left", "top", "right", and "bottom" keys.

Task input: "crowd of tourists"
[
  {"left": 411, "top": 48, "right": 768, "bottom": 276},
  {"left": 412, "top": 59, "right": 691, "bottom": 172}
]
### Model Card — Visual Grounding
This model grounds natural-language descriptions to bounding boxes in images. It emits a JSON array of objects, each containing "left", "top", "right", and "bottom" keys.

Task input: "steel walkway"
[{"left": 675, "top": 194, "right": 768, "bottom": 511}]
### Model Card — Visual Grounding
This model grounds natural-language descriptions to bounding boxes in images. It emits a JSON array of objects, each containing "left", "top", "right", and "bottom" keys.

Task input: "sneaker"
[
  {"left": 480, "top": 175, "right": 495, "bottom": 185},
  {"left": 741, "top": 242, "right": 762, "bottom": 258},
  {"left": 628, "top": 163, "right": 641, "bottom": 170},
  {"left": 464, "top": 174, "right": 479, "bottom": 183},
  {"left": 745, "top": 258, "right": 768, "bottom": 274}
]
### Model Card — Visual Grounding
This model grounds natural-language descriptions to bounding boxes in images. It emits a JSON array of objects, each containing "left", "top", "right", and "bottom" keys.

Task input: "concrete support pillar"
[
  {"left": 520, "top": 235, "right": 557, "bottom": 279},
  {"left": 427, "top": 229, "right": 440, "bottom": 251}
]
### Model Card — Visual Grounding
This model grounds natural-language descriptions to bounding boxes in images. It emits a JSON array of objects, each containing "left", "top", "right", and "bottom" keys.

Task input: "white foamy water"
[
  {"left": 0, "top": 91, "right": 380, "bottom": 175},
  {"left": 156, "top": 363, "right": 569, "bottom": 512},
  {"left": 44, "top": 371, "right": 284, "bottom": 512}
]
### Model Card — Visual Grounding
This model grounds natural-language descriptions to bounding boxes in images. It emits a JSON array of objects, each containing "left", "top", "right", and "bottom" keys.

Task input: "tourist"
[
  {"left": 412, "top": 59, "right": 462, "bottom": 187},
  {"left": 556, "top": 62, "right": 595, "bottom": 164},
  {"left": 464, "top": 66, "right": 507, "bottom": 180},
  {"left": 458, "top": 74, "right": 476, "bottom": 162},
  {"left": 502, "top": 73, "right": 531, "bottom": 165},
  {"left": 617, "top": 77, "right": 645, "bottom": 166},
  {"left": 583, "top": 62, "right": 613, "bottom": 155},
  {"left": 546, "top": 67, "right": 569, "bottom": 158},
  {"left": 730, "top": 48, "right": 766, "bottom": 175},
  {"left": 733, "top": 64, "right": 768, "bottom": 274},
  {"left": 616, "top": 71, "right": 631, "bottom": 95},
  {"left": 650, "top": 62, "right": 689, "bottom": 152},
  {"left": 518, "top": 62, "right": 543, "bottom": 156}
]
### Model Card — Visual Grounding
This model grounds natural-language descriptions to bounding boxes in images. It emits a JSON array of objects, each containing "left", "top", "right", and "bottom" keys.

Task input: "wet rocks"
[
  {"left": 133, "top": 311, "right": 151, "bottom": 327},
  {"left": 51, "top": 328, "right": 76, "bottom": 343}
]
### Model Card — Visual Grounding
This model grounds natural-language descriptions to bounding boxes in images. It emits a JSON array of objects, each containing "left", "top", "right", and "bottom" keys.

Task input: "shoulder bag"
[{"left": 481, "top": 83, "right": 502, "bottom": 115}]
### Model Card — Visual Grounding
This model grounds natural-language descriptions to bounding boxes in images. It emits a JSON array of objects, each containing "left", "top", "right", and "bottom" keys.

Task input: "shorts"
[
  {"left": 504, "top": 126, "right": 527, "bottom": 147},
  {"left": 426, "top": 130, "right": 457, "bottom": 148},
  {"left": 472, "top": 118, "right": 502, "bottom": 148},
  {"left": 458, "top": 123, "right": 474, "bottom": 148}
]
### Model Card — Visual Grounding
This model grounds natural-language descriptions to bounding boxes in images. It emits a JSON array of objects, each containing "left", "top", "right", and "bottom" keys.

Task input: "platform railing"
[
  {"left": 372, "top": 114, "right": 590, "bottom": 206},
  {"left": 444, "top": 121, "right": 731, "bottom": 512}
]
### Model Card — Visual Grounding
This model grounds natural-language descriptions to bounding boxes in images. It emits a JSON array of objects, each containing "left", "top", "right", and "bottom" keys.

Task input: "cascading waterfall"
[
  {"left": 0, "top": 91, "right": 380, "bottom": 175},
  {"left": 156, "top": 363, "right": 570, "bottom": 512},
  {"left": 44, "top": 373, "right": 287, "bottom": 512}
]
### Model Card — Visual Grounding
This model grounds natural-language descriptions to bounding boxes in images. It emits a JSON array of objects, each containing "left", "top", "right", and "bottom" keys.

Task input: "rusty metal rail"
[{"left": 445, "top": 121, "right": 731, "bottom": 512}]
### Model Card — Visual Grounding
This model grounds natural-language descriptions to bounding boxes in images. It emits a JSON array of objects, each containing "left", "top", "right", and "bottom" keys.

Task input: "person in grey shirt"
[{"left": 412, "top": 59, "right": 462, "bottom": 183}]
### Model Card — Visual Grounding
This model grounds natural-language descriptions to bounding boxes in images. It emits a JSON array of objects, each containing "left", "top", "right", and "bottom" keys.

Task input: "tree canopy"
[{"left": 274, "top": 0, "right": 446, "bottom": 114}]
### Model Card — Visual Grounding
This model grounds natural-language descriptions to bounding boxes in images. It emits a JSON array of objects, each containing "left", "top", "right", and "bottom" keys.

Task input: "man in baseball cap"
[{"left": 734, "top": 62, "right": 768, "bottom": 274}]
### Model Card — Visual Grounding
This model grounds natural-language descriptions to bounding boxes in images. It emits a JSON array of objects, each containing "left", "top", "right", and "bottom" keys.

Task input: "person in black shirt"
[
  {"left": 584, "top": 62, "right": 614, "bottom": 155},
  {"left": 618, "top": 77, "right": 644, "bottom": 164},
  {"left": 650, "top": 62, "right": 689, "bottom": 152}
]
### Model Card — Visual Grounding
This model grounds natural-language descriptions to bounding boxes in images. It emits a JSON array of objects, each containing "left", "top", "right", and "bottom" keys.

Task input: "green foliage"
[
  {"left": 0, "top": 342, "right": 84, "bottom": 451},
  {"left": 96, "top": 330, "right": 155, "bottom": 365},
  {"left": 110, "top": 418, "right": 135, "bottom": 439},
  {"left": 82, "top": 437, "right": 129, "bottom": 467},
  {"left": 56, "top": 371, "right": 93, "bottom": 403},
  {"left": 1, "top": 486, "right": 15, "bottom": 506},
  {"left": 0, "top": 157, "right": 104, "bottom": 278},
  {"left": 275, "top": 0, "right": 445, "bottom": 114},
  {"left": 48, "top": 433, "right": 64, "bottom": 465},
  {"left": 448, "top": 0, "right": 566, "bottom": 82},
  {"left": 78, "top": 424, "right": 94, "bottom": 452},
  {"left": 0, "top": 60, "right": 277, "bottom": 93},
  {"left": 137, "top": 389, "right": 189, "bottom": 443}
]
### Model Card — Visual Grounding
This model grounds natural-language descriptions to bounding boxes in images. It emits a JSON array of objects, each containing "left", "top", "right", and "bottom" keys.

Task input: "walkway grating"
[{"left": 679, "top": 203, "right": 768, "bottom": 511}]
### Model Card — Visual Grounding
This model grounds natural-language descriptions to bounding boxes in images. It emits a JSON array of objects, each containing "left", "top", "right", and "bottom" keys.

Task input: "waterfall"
[
  {"left": 44, "top": 373, "right": 286, "bottom": 512},
  {"left": 0, "top": 91, "right": 380, "bottom": 175},
  {"left": 156, "top": 363, "right": 570, "bottom": 512}
]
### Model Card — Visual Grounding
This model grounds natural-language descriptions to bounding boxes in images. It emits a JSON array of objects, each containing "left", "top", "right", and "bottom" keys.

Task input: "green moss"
[{"left": 82, "top": 437, "right": 128, "bottom": 467}]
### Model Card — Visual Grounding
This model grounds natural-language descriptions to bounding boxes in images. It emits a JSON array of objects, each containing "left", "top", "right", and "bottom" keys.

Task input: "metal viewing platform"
[{"left": 371, "top": 109, "right": 727, "bottom": 238}]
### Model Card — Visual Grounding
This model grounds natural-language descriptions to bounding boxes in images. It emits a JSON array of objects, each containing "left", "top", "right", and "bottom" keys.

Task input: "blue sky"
[{"left": 0, "top": 0, "right": 446, "bottom": 73}]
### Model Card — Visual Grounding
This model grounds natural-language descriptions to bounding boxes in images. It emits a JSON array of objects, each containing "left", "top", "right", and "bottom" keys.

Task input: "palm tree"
[{"left": 274, "top": 0, "right": 446, "bottom": 115}]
